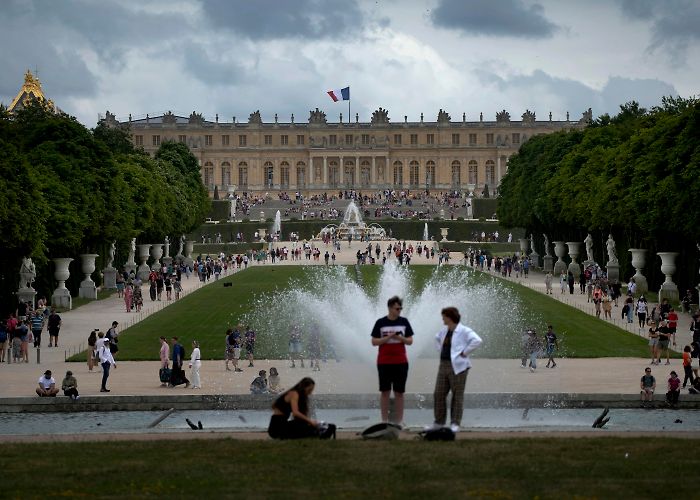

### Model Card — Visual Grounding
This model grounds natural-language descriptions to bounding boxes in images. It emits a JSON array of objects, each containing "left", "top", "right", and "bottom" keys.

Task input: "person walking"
[
  {"left": 544, "top": 325, "right": 559, "bottom": 368},
  {"left": 159, "top": 336, "right": 170, "bottom": 387},
  {"left": 47, "top": 307, "right": 61, "bottom": 347},
  {"left": 288, "top": 324, "right": 304, "bottom": 369},
  {"left": 189, "top": 340, "right": 201, "bottom": 389},
  {"left": 87, "top": 329, "right": 98, "bottom": 372},
  {"left": 427, "top": 307, "right": 482, "bottom": 434},
  {"left": 636, "top": 296, "right": 648, "bottom": 330},
  {"left": 682, "top": 345, "right": 694, "bottom": 388},
  {"left": 370, "top": 296, "right": 414, "bottom": 426},
  {"left": 61, "top": 370, "right": 79, "bottom": 400},
  {"left": 98, "top": 339, "right": 117, "bottom": 392},
  {"left": 31, "top": 309, "right": 44, "bottom": 348},
  {"left": 169, "top": 337, "right": 190, "bottom": 388},
  {"left": 245, "top": 326, "right": 256, "bottom": 368}
]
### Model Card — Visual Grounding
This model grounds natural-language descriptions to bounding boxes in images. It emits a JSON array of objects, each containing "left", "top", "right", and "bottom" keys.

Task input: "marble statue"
[
  {"left": 20, "top": 257, "right": 36, "bottom": 287},
  {"left": 178, "top": 235, "right": 185, "bottom": 256},
  {"left": 543, "top": 234, "right": 551, "bottom": 256},
  {"left": 164, "top": 236, "right": 170, "bottom": 258},
  {"left": 129, "top": 238, "right": 136, "bottom": 262},
  {"left": 107, "top": 240, "right": 116, "bottom": 268},
  {"left": 584, "top": 233, "right": 594, "bottom": 262},
  {"left": 606, "top": 234, "right": 618, "bottom": 263},
  {"left": 530, "top": 234, "right": 535, "bottom": 252}
]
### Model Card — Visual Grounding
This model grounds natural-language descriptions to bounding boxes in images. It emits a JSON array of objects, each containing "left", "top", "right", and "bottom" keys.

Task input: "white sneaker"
[
  {"left": 529, "top": 367, "right": 535, "bottom": 373},
  {"left": 423, "top": 423, "right": 442, "bottom": 431},
  {"left": 449, "top": 423, "right": 460, "bottom": 433}
]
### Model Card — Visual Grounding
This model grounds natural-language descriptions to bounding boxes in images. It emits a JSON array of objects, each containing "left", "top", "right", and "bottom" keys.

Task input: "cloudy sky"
[{"left": 1, "top": 0, "right": 697, "bottom": 126}]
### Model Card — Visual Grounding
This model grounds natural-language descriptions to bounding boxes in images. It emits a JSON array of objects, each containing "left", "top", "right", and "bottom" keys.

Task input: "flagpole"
[{"left": 348, "top": 99, "right": 351, "bottom": 124}]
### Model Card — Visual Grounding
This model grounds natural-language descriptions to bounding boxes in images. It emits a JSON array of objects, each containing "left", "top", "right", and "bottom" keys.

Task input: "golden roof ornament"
[{"left": 7, "top": 69, "right": 56, "bottom": 113}]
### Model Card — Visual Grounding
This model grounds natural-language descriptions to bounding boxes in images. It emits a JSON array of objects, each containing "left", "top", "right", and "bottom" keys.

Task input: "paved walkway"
[{"left": 0, "top": 242, "right": 694, "bottom": 399}]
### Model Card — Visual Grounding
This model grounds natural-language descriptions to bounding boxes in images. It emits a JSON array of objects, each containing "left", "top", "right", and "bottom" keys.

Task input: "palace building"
[{"left": 105, "top": 106, "right": 590, "bottom": 197}]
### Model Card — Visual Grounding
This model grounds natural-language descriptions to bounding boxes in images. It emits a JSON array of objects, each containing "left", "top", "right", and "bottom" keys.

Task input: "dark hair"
[
  {"left": 287, "top": 377, "right": 315, "bottom": 415},
  {"left": 684, "top": 345, "right": 691, "bottom": 352},
  {"left": 387, "top": 296, "right": 402, "bottom": 308},
  {"left": 441, "top": 307, "right": 461, "bottom": 324}
]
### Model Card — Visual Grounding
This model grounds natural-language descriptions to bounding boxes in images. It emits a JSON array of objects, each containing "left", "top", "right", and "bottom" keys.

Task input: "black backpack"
[{"left": 420, "top": 427, "right": 456, "bottom": 441}]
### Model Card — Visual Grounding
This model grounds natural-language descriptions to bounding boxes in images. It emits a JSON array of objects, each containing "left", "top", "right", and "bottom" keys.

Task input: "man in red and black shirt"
[{"left": 371, "top": 296, "right": 414, "bottom": 425}]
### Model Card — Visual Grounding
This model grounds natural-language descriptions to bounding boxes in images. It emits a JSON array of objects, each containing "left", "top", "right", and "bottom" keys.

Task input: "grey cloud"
[
  {"left": 199, "top": 0, "right": 365, "bottom": 40},
  {"left": 182, "top": 43, "right": 245, "bottom": 86},
  {"left": 431, "top": 0, "right": 559, "bottom": 39},
  {"left": 478, "top": 69, "right": 677, "bottom": 117},
  {"left": 619, "top": 0, "right": 700, "bottom": 61}
]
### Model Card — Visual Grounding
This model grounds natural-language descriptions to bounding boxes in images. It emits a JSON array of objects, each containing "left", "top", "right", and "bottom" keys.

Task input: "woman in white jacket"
[
  {"left": 429, "top": 307, "right": 482, "bottom": 433},
  {"left": 189, "top": 340, "right": 202, "bottom": 389}
]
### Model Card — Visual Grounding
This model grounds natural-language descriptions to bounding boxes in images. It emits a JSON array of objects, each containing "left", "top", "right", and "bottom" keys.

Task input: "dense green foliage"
[
  {"left": 0, "top": 103, "right": 209, "bottom": 312},
  {"left": 498, "top": 97, "right": 700, "bottom": 290}
]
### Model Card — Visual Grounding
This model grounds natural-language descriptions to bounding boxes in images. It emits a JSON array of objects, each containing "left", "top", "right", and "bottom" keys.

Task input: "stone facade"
[{"left": 111, "top": 107, "right": 588, "bottom": 196}]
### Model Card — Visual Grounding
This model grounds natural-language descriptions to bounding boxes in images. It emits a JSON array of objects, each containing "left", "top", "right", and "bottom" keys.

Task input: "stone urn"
[
  {"left": 51, "top": 258, "right": 73, "bottom": 310},
  {"left": 566, "top": 242, "right": 581, "bottom": 280},
  {"left": 137, "top": 244, "right": 152, "bottom": 281},
  {"left": 258, "top": 228, "right": 267, "bottom": 241},
  {"left": 78, "top": 253, "right": 99, "bottom": 299},
  {"left": 657, "top": 252, "right": 679, "bottom": 302},
  {"left": 440, "top": 227, "right": 449, "bottom": 242},
  {"left": 518, "top": 238, "right": 529, "bottom": 256},
  {"left": 553, "top": 241, "right": 568, "bottom": 275},
  {"left": 150, "top": 243, "right": 164, "bottom": 269},
  {"left": 628, "top": 248, "right": 648, "bottom": 294},
  {"left": 439, "top": 208, "right": 446, "bottom": 220}
]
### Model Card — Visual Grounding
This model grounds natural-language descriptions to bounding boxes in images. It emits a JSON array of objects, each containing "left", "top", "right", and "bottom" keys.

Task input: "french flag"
[{"left": 327, "top": 87, "right": 350, "bottom": 102}]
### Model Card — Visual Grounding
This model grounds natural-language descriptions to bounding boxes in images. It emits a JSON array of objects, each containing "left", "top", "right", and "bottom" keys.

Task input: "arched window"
[
  {"left": 221, "top": 161, "right": 231, "bottom": 186},
  {"left": 485, "top": 160, "right": 495, "bottom": 187},
  {"left": 344, "top": 159, "right": 355, "bottom": 187},
  {"left": 468, "top": 160, "right": 478, "bottom": 185},
  {"left": 451, "top": 160, "right": 461, "bottom": 188},
  {"left": 329, "top": 160, "right": 339, "bottom": 187},
  {"left": 280, "top": 161, "right": 290, "bottom": 188},
  {"left": 360, "top": 160, "right": 370, "bottom": 187},
  {"left": 296, "top": 161, "right": 306, "bottom": 187},
  {"left": 238, "top": 162, "right": 248, "bottom": 188},
  {"left": 393, "top": 161, "right": 403, "bottom": 186},
  {"left": 264, "top": 161, "right": 274, "bottom": 188},
  {"left": 203, "top": 161, "right": 214, "bottom": 189},
  {"left": 409, "top": 160, "right": 419, "bottom": 187},
  {"left": 425, "top": 161, "right": 436, "bottom": 188}
]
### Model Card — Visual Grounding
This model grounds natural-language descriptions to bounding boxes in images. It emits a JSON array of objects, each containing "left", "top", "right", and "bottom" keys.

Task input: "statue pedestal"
[
  {"left": 102, "top": 267, "right": 117, "bottom": 289},
  {"left": 17, "top": 288, "right": 37, "bottom": 308},
  {"left": 659, "top": 283, "right": 679, "bottom": 303},
  {"left": 78, "top": 254, "right": 98, "bottom": 300},
  {"left": 543, "top": 255, "right": 554, "bottom": 272},
  {"left": 52, "top": 288, "right": 72, "bottom": 310},
  {"left": 529, "top": 252, "right": 540, "bottom": 268},
  {"left": 606, "top": 262, "right": 620, "bottom": 283},
  {"left": 79, "top": 281, "right": 97, "bottom": 299}
]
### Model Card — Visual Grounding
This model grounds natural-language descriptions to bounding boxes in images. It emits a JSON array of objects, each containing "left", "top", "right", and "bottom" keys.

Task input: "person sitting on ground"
[
  {"left": 36, "top": 370, "right": 59, "bottom": 397},
  {"left": 640, "top": 367, "right": 655, "bottom": 407},
  {"left": 250, "top": 370, "right": 269, "bottom": 394},
  {"left": 61, "top": 370, "right": 79, "bottom": 400},
  {"left": 268, "top": 377, "right": 318, "bottom": 440},
  {"left": 268, "top": 367, "right": 283, "bottom": 394}
]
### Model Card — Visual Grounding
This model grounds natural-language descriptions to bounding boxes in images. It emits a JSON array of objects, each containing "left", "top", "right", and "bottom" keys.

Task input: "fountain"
[
  {"left": 423, "top": 223, "right": 429, "bottom": 241},
  {"left": 272, "top": 210, "right": 282, "bottom": 238},
  {"left": 244, "top": 263, "right": 535, "bottom": 362},
  {"left": 316, "top": 201, "right": 389, "bottom": 241}
]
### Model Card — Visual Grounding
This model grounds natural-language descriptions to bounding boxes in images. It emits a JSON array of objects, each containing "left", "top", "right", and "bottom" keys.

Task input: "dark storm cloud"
[
  {"left": 479, "top": 69, "right": 677, "bottom": 117},
  {"left": 430, "top": 0, "right": 559, "bottom": 38},
  {"left": 619, "top": 0, "right": 700, "bottom": 61},
  {"left": 199, "top": 0, "right": 366, "bottom": 40},
  {"left": 182, "top": 43, "right": 245, "bottom": 86}
]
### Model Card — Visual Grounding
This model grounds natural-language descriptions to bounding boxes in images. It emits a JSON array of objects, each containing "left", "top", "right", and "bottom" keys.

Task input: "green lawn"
[
  {"left": 3, "top": 438, "right": 697, "bottom": 499},
  {"left": 70, "top": 265, "right": 654, "bottom": 361}
]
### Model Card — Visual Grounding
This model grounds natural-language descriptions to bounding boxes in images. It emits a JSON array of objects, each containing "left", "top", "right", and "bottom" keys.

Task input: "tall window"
[
  {"left": 134, "top": 135, "right": 143, "bottom": 146},
  {"left": 451, "top": 160, "right": 461, "bottom": 188},
  {"left": 512, "top": 133, "right": 520, "bottom": 145},
  {"left": 468, "top": 160, "right": 478, "bottom": 185},
  {"left": 361, "top": 134, "right": 370, "bottom": 145},
  {"left": 425, "top": 160, "right": 436, "bottom": 187},
  {"left": 426, "top": 134, "right": 434, "bottom": 145},
  {"left": 239, "top": 135, "right": 247, "bottom": 146},
  {"left": 281, "top": 135, "right": 289, "bottom": 145},
  {"left": 238, "top": 162, "right": 248, "bottom": 188},
  {"left": 345, "top": 134, "right": 353, "bottom": 146},
  {"left": 297, "top": 135, "right": 305, "bottom": 145},
  {"left": 152, "top": 135, "right": 161, "bottom": 146},
  {"left": 221, "top": 162, "right": 231, "bottom": 186},
  {"left": 394, "top": 134, "right": 402, "bottom": 145},
  {"left": 205, "top": 135, "right": 213, "bottom": 146},
  {"left": 485, "top": 160, "right": 495, "bottom": 187},
  {"left": 178, "top": 135, "right": 187, "bottom": 144},
  {"left": 296, "top": 161, "right": 306, "bottom": 187},
  {"left": 486, "top": 133, "right": 493, "bottom": 145},
  {"left": 329, "top": 135, "right": 337, "bottom": 146},
  {"left": 360, "top": 160, "right": 370, "bottom": 186},
  {"left": 264, "top": 135, "right": 272, "bottom": 145},
  {"left": 264, "top": 161, "right": 274, "bottom": 188},
  {"left": 344, "top": 160, "right": 355, "bottom": 187},
  {"left": 393, "top": 161, "right": 403, "bottom": 185},
  {"left": 469, "top": 133, "right": 477, "bottom": 146},
  {"left": 409, "top": 160, "right": 419, "bottom": 187},
  {"left": 280, "top": 161, "right": 289, "bottom": 188},
  {"left": 451, "top": 134, "right": 460, "bottom": 145},
  {"left": 203, "top": 162, "right": 214, "bottom": 188},
  {"left": 329, "top": 160, "right": 339, "bottom": 187},
  {"left": 221, "top": 135, "right": 230, "bottom": 146},
  {"left": 410, "top": 134, "right": 418, "bottom": 145}
]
